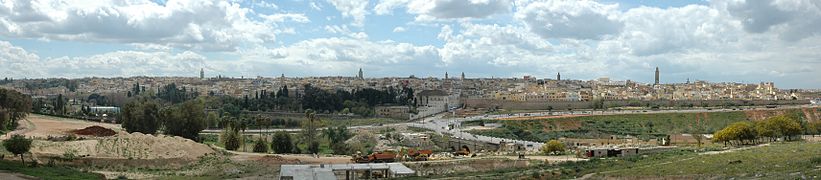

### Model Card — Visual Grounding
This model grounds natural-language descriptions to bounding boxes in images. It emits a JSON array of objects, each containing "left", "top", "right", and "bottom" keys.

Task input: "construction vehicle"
[
  {"left": 354, "top": 151, "right": 397, "bottom": 163},
  {"left": 453, "top": 145, "right": 471, "bottom": 156},
  {"left": 406, "top": 149, "right": 433, "bottom": 161}
]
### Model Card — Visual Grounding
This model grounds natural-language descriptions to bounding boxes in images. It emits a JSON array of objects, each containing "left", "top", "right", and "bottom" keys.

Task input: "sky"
[{"left": 0, "top": 0, "right": 820, "bottom": 89}]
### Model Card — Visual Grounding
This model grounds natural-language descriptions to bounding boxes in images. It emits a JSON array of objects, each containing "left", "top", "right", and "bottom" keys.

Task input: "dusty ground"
[
  {"left": 1, "top": 114, "right": 124, "bottom": 140},
  {"left": 229, "top": 150, "right": 352, "bottom": 164},
  {"left": 0, "top": 171, "right": 34, "bottom": 180},
  {"left": 496, "top": 114, "right": 590, "bottom": 121}
]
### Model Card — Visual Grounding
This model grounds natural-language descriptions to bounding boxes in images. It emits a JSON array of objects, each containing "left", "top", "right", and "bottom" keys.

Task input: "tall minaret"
[
  {"left": 461, "top": 72, "right": 465, "bottom": 81},
  {"left": 445, "top": 72, "right": 449, "bottom": 79},
  {"left": 557, "top": 72, "right": 561, "bottom": 81},
  {"left": 280, "top": 73, "right": 285, "bottom": 86},
  {"left": 200, "top": 68, "right": 204, "bottom": 79},
  {"left": 358, "top": 68, "right": 363, "bottom": 80},
  {"left": 654, "top": 67, "right": 660, "bottom": 85}
]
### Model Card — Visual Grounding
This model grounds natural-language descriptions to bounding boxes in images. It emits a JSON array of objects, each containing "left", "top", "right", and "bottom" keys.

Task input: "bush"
[
  {"left": 253, "top": 138, "right": 268, "bottom": 153},
  {"left": 221, "top": 126, "right": 241, "bottom": 151},
  {"left": 542, "top": 140, "right": 566, "bottom": 155},
  {"left": 271, "top": 131, "right": 293, "bottom": 153}
]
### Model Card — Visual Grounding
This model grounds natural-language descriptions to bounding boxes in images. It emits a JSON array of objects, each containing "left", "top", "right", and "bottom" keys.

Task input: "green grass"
[
  {"left": 469, "top": 111, "right": 750, "bottom": 142},
  {"left": 0, "top": 159, "right": 104, "bottom": 180},
  {"left": 438, "top": 142, "right": 821, "bottom": 179},
  {"left": 601, "top": 142, "right": 821, "bottom": 178}
]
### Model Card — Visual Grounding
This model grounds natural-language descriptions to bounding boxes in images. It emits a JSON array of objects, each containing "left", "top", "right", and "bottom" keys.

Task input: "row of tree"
[
  {"left": 120, "top": 97, "right": 207, "bottom": 141},
  {"left": 712, "top": 115, "right": 819, "bottom": 146},
  {"left": 300, "top": 84, "right": 415, "bottom": 115},
  {"left": 220, "top": 109, "right": 355, "bottom": 155}
]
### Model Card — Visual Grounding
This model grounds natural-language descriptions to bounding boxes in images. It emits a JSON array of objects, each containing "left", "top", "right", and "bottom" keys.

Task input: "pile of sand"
[{"left": 32, "top": 132, "right": 214, "bottom": 160}]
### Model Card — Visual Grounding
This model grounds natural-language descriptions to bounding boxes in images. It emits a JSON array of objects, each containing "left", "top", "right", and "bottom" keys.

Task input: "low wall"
[{"left": 463, "top": 99, "right": 809, "bottom": 111}]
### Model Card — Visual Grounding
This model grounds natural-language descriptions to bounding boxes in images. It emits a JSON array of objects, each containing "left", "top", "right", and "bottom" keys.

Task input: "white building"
[{"left": 411, "top": 90, "right": 449, "bottom": 119}]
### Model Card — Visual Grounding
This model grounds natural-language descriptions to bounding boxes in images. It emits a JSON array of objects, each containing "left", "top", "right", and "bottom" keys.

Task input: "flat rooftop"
[{"left": 280, "top": 163, "right": 415, "bottom": 179}]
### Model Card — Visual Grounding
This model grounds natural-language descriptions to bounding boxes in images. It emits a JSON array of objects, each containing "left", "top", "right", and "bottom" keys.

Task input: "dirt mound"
[
  {"left": 71, "top": 126, "right": 117, "bottom": 137},
  {"left": 32, "top": 132, "right": 215, "bottom": 160}
]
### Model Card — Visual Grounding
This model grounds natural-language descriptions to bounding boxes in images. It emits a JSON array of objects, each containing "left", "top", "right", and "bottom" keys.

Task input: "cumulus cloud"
[
  {"left": 516, "top": 0, "right": 623, "bottom": 40},
  {"left": 0, "top": 41, "right": 207, "bottom": 78},
  {"left": 393, "top": 26, "right": 406, "bottom": 32},
  {"left": 374, "top": 0, "right": 511, "bottom": 20},
  {"left": 234, "top": 37, "right": 441, "bottom": 77},
  {"left": 408, "top": 0, "right": 512, "bottom": 19},
  {"left": 327, "top": 0, "right": 369, "bottom": 26},
  {"left": 260, "top": 13, "right": 311, "bottom": 23},
  {"left": 721, "top": 0, "right": 821, "bottom": 41},
  {"left": 0, "top": 0, "right": 281, "bottom": 51}
]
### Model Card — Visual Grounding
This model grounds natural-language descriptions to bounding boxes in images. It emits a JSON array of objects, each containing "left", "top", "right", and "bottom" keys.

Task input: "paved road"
[
  {"left": 410, "top": 113, "right": 545, "bottom": 152},
  {"left": 408, "top": 104, "right": 814, "bottom": 152}
]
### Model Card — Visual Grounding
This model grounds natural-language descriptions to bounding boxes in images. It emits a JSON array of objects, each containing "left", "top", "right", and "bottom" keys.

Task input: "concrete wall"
[{"left": 463, "top": 98, "right": 809, "bottom": 110}]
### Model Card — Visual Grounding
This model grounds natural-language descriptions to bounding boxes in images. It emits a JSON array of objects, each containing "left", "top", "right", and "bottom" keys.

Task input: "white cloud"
[
  {"left": 0, "top": 40, "right": 207, "bottom": 78},
  {"left": 393, "top": 26, "right": 406, "bottom": 32},
  {"left": 516, "top": 0, "right": 623, "bottom": 40},
  {"left": 408, "top": 0, "right": 511, "bottom": 20},
  {"left": 375, "top": 0, "right": 409, "bottom": 15},
  {"left": 0, "top": 0, "right": 282, "bottom": 51},
  {"left": 327, "top": 0, "right": 369, "bottom": 26},
  {"left": 261, "top": 13, "right": 311, "bottom": 23},
  {"left": 234, "top": 37, "right": 440, "bottom": 77},
  {"left": 721, "top": 0, "right": 821, "bottom": 41}
]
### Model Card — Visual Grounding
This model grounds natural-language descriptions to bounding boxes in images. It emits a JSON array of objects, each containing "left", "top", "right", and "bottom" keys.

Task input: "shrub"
[
  {"left": 542, "top": 140, "right": 566, "bottom": 155},
  {"left": 253, "top": 138, "right": 268, "bottom": 153},
  {"left": 221, "top": 126, "right": 241, "bottom": 151}
]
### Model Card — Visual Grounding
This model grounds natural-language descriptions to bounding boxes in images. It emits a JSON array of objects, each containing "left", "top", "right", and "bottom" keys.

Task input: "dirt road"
[{"left": 2, "top": 114, "right": 123, "bottom": 139}]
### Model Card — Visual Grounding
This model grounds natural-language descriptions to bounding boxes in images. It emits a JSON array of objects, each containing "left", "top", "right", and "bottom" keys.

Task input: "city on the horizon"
[
  {"left": 0, "top": 0, "right": 819, "bottom": 89},
  {"left": 2, "top": 1, "right": 821, "bottom": 180}
]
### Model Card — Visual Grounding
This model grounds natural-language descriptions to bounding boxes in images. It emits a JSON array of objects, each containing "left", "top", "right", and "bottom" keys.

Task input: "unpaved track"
[
  {"left": 2, "top": 114, "right": 123, "bottom": 139},
  {"left": 229, "top": 150, "right": 352, "bottom": 164}
]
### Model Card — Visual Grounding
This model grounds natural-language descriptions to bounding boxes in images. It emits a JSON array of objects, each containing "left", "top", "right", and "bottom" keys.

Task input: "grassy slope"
[
  {"left": 445, "top": 142, "right": 820, "bottom": 179},
  {"left": 468, "top": 111, "right": 749, "bottom": 142},
  {"left": 600, "top": 142, "right": 821, "bottom": 178},
  {"left": 0, "top": 159, "right": 104, "bottom": 180}
]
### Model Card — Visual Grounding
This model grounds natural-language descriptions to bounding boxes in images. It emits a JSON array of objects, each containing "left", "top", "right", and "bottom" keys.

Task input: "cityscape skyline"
[{"left": 1, "top": 0, "right": 820, "bottom": 89}]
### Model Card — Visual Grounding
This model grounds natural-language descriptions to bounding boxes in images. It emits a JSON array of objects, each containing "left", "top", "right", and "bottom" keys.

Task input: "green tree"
[
  {"left": 542, "top": 140, "right": 565, "bottom": 155},
  {"left": 0, "top": 89, "right": 32, "bottom": 131},
  {"left": 162, "top": 99, "right": 207, "bottom": 141},
  {"left": 120, "top": 98, "right": 161, "bottom": 134},
  {"left": 221, "top": 126, "right": 241, "bottom": 151},
  {"left": 271, "top": 131, "right": 294, "bottom": 153},
  {"left": 3, "top": 134, "right": 32, "bottom": 164},
  {"left": 302, "top": 109, "right": 321, "bottom": 154},
  {"left": 253, "top": 137, "right": 268, "bottom": 153},
  {"left": 324, "top": 126, "right": 352, "bottom": 154},
  {"left": 714, "top": 121, "right": 757, "bottom": 146}
]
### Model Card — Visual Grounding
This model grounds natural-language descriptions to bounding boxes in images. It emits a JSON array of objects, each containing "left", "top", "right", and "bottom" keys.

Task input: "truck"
[
  {"left": 406, "top": 149, "right": 433, "bottom": 161},
  {"left": 354, "top": 151, "right": 397, "bottom": 163}
]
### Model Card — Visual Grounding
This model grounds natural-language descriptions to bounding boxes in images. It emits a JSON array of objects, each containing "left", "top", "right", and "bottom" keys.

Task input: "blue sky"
[{"left": 0, "top": 0, "right": 820, "bottom": 88}]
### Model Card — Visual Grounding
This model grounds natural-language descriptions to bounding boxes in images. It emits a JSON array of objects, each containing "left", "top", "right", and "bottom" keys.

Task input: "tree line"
[
  {"left": 120, "top": 84, "right": 207, "bottom": 141},
  {"left": 712, "top": 115, "right": 821, "bottom": 146}
]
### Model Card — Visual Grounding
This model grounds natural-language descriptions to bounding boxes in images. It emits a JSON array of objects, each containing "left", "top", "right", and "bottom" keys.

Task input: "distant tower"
[
  {"left": 445, "top": 72, "right": 449, "bottom": 79},
  {"left": 358, "top": 68, "right": 364, "bottom": 80},
  {"left": 199, "top": 68, "right": 204, "bottom": 79},
  {"left": 557, "top": 72, "right": 561, "bottom": 81},
  {"left": 654, "top": 67, "right": 660, "bottom": 85},
  {"left": 280, "top": 73, "right": 285, "bottom": 86},
  {"left": 461, "top": 72, "right": 465, "bottom": 81},
  {"left": 687, "top": 78, "right": 690, "bottom": 84}
]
